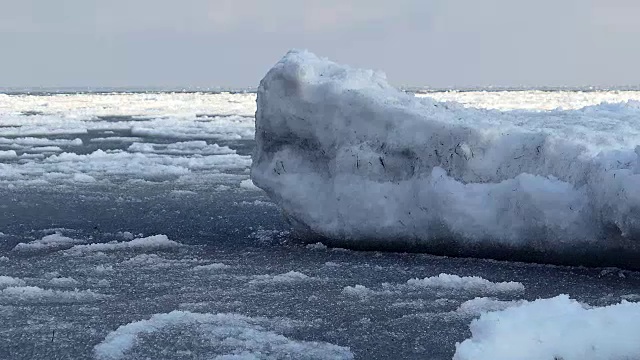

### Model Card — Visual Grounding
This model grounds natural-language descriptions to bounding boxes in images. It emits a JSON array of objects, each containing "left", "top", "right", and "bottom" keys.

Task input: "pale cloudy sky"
[{"left": 1, "top": 0, "right": 639, "bottom": 88}]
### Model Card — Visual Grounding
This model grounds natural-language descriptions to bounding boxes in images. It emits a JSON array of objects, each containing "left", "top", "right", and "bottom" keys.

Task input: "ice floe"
[
  {"left": 94, "top": 310, "right": 353, "bottom": 360},
  {"left": 12, "top": 233, "right": 86, "bottom": 252},
  {"left": 249, "top": 271, "right": 313, "bottom": 285},
  {"left": 454, "top": 295, "right": 640, "bottom": 360},
  {"left": 406, "top": 273, "right": 524, "bottom": 293},
  {"left": 0, "top": 276, "right": 26, "bottom": 288},
  {"left": 65, "top": 234, "right": 180, "bottom": 254},
  {"left": 0, "top": 286, "right": 106, "bottom": 304}
]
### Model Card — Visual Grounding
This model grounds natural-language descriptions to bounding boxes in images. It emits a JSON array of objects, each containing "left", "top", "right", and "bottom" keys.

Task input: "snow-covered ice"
[
  {"left": 417, "top": 90, "right": 640, "bottom": 111},
  {"left": 252, "top": 50, "right": 640, "bottom": 264},
  {"left": 0, "top": 286, "right": 106, "bottom": 304},
  {"left": 0, "top": 150, "right": 17, "bottom": 159},
  {"left": 249, "top": 271, "right": 313, "bottom": 285},
  {"left": 127, "top": 141, "right": 236, "bottom": 156},
  {"left": 191, "top": 263, "right": 231, "bottom": 271},
  {"left": 0, "top": 92, "right": 256, "bottom": 189},
  {"left": 65, "top": 234, "right": 180, "bottom": 254},
  {"left": 455, "top": 297, "right": 524, "bottom": 316},
  {"left": 454, "top": 295, "right": 640, "bottom": 360},
  {"left": 94, "top": 310, "right": 353, "bottom": 360},
  {"left": 12, "top": 233, "right": 86, "bottom": 252},
  {"left": 3, "top": 66, "right": 640, "bottom": 360},
  {"left": 342, "top": 284, "right": 394, "bottom": 298},
  {"left": 406, "top": 273, "right": 524, "bottom": 293},
  {"left": 0, "top": 276, "right": 26, "bottom": 288}
]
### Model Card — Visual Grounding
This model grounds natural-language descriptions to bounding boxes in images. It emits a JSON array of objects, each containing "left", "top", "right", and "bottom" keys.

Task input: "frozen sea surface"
[{"left": 1, "top": 91, "right": 639, "bottom": 359}]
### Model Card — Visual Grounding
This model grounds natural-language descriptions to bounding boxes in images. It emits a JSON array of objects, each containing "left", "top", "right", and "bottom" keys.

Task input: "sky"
[{"left": 1, "top": 0, "right": 640, "bottom": 89}]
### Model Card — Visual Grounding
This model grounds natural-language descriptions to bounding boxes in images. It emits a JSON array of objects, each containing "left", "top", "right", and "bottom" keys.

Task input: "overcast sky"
[{"left": 2, "top": 0, "right": 640, "bottom": 88}]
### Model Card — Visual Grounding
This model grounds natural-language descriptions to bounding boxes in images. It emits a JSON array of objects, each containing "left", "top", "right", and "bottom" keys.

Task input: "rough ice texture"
[
  {"left": 12, "top": 233, "right": 86, "bottom": 252},
  {"left": 455, "top": 297, "right": 524, "bottom": 316},
  {"left": 406, "top": 273, "right": 524, "bottom": 293},
  {"left": 94, "top": 310, "right": 353, "bottom": 360},
  {"left": 0, "top": 286, "right": 106, "bottom": 304},
  {"left": 454, "top": 295, "right": 640, "bottom": 360},
  {"left": 191, "top": 263, "right": 231, "bottom": 271},
  {"left": 48, "top": 277, "right": 80, "bottom": 287},
  {"left": 0, "top": 276, "right": 26, "bottom": 288},
  {"left": 248, "top": 271, "right": 312, "bottom": 285},
  {"left": 65, "top": 234, "right": 180, "bottom": 254},
  {"left": 0, "top": 150, "right": 17, "bottom": 159},
  {"left": 251, "top": 50, "right": 640, "bottom": 268},
  {"left": 342, "top": 284, "right": 394, "bottom": 298}
]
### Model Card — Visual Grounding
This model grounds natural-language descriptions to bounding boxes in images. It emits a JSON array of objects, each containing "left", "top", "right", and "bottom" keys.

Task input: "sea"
[{"left": 0, "top": 89, "right": 639, "bottom": 359}]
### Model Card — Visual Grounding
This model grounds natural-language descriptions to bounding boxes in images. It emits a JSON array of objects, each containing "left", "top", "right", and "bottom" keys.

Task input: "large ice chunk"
[
  {"left": 251, "top": 50, "right": 640, "bottom": 267},
  {"left": 453, "top": 295, "right": 640, "bottom": 360}
]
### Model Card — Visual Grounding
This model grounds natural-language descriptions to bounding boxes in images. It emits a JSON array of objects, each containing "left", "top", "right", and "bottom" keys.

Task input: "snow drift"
[
  {"left": 454, "top": 295, "right": 640, "bottom": 360},
  {"left": 251, "top": 50, "right": 640, "bottom": 268}
]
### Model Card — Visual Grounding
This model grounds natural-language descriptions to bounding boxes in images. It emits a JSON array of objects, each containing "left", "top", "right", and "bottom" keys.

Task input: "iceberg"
[{"left": 251, "top": 50, "right": 640, "bottom": 268}]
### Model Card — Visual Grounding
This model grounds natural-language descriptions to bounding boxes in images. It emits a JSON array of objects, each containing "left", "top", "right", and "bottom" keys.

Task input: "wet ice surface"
[{"left": 1, "top": 92, "right": 640, "bottom": 359}]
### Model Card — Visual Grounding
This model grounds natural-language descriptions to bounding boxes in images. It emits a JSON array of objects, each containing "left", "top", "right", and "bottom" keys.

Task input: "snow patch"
[
  {"left": 128, "top": 141, "right": 236, "bottom": 156},
  {"left": 306, "top": 242, "right": 328, "bottom": 250},
  {"left": 342, "top": 284, "right": 394, "bottom": 298},
  {"left": 0, "top": 276, "right": 26, "bottom": 288},
  {"left": 191, "top": 263, "right": 231, "bottom": 271},
  {"left": 12, "top": 233, "right": 86, "bottom": 252},
  {"left": 66, "top": 234, "right": 180, "bottom": 254},
  {"left": 0, "top": 150, "right": 17, "bottom": 159},
  {"left": 239, "top": 178, "right": 261, "bottom": 191},
  {"left": 455, "top": 297, "right": 524, "bottom": 316},
  {"left": 0, "top": 286, "right": 106, "bottom": 303},
  {"left": 454, "top": 295, "right": 640, "bottom": 360},
  {"left": 94, "top": 310, "right": 353, "bottom": 360},
  {"left": 249, "top": 271, "right": 312, "bottom": 285},
  {"left": 406, "top": 273, "right": 524, "bottom": 293}
]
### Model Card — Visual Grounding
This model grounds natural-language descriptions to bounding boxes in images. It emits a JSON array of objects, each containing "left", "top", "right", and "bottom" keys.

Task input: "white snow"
[
  {"left": 455, "top": 297, "right": 524, "bottom": 316},
  {"left": 0, "top": 276, "right": 26, "bottom": 288},
  {"left": 0, "top": 92, "right": 256, "bottom": 188},
  {"left": 90, "top": 137, "right": 144, "bottom": 143},
  {"left": 251, "top": 50, "right": 640, "bottom": 255},
  {"left": 454, "top": 295, "right": 640, "bottom": 360},
  {"left": 128, "top": 140, "right": 236, "bottom": 156},
  {"left": 0, "top": 150, "right": 17, "bottom": 159},
  {"left": 12, "top": 233, "right": 86, "bottom": 252},
  {"left": 249, "top": 271, "right": 312, "bottom": 285},
  {"left": 306, "top": 242, "right": 328, "bottom": 250},
  {"left": 417, "top": 90, "right": 640, "bottom": 111},
  {"left": 239, "top": 178, "right": 261, "bottom": 191},
  {"left": 94, "top": 310, "right": 353, "bottom": 360},
  {"left": 66, "top": 234, "right": 180, "bottom": 254},
  {"left": 0, "top": 148, "right": 251, "bottom": 186},
  {"left": 0, "top": 286, "right": 106, "bottom": 303},
  {"left": 342, "top": 284, "right": 394, "bottom": 298},
  {"left": 191, "top": 263, "right": 231, "bottom": 271},
  {"left": 0, "top": 137, "right": 83, "bottom": 147},
  {"left": 406, "top": 273, "right": 524, "bottom": 293}
]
